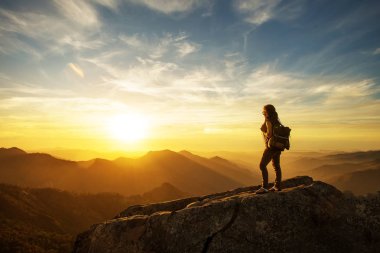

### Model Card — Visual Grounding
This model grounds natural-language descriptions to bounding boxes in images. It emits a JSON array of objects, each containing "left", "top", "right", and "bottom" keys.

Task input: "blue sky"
[{"left": 0, "top": 0, "right": 379, "bottom": 152}]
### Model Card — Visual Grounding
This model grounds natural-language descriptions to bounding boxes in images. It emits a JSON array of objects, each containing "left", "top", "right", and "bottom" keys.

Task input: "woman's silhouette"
[{"left": 256, "top": 104, "right": 283, "bottom": 194}]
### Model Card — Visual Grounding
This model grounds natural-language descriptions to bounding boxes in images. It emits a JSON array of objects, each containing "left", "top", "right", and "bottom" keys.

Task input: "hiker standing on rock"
[{"left": 256, "top": 104, "right": 283, "bottom": 194}]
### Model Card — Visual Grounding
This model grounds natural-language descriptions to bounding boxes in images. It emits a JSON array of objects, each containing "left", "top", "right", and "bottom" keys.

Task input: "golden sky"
[{"left": 1, "top": 0, "right": 379, "bottom": 157}]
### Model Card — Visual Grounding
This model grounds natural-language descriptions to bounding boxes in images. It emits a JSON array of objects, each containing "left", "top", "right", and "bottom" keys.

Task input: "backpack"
[{"left": 268, "top": 123, "right": 291, "bottom": 151}]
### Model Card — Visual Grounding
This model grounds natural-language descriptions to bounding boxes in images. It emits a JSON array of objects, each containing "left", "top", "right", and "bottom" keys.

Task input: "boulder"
[{"left": 73, "top": 176, "right": 379, "bottom": 253}]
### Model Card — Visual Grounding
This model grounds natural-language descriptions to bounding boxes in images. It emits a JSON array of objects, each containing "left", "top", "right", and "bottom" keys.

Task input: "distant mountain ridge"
[
  {"left": 179, "top": 150, "right": 257, "bottom": 186},
  {"left": 325, "top": 150, "right": 380, "bottom": 161},
  {"left": 1, "top": 147, "right": 379, "bottom": 196},
  {"left": 282, "top": 150, "right": 380, "bottom": 195},
  {"left": 331, "top": 168, "right": 380, "bottom": 195},
  {"left": 0, "top": 147, "right": 259, "bottom": 196},
  {"left": 0, "top": 147, "right": 26, "bottom": 157}
]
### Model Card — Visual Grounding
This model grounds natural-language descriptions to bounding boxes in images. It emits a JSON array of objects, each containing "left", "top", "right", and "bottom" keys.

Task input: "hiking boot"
[
  {"left": 268, "top": 186, "right": 281, "bottom": 192},
  {"left": 255, "top": 187, "right": 269, "bottom": 194}
]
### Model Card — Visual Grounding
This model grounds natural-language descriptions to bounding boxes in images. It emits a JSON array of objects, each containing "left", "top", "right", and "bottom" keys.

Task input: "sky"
[{"left": 0, "top": 0, "right": 379, "bottom": 157}]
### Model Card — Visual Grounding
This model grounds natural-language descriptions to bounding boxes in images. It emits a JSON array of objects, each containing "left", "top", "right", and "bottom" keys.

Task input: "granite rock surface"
[{"left": 73, "top": 176, "right": 380, "bottom": 253}]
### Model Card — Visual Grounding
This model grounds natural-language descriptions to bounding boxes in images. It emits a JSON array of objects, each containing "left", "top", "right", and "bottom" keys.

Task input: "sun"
[{"left": 106, "top": 114, "right": 150, "bottom": 142}]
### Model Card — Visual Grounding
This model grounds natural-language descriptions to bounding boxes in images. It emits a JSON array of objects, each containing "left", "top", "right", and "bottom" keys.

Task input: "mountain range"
[
  {"left": 0, "top": 147, "right": 260, "bottom": 197},
  {"left": 282, "top": 150, "right": 380, "bottom": 194},
  {"left": 1, "top": 147, "right": 379, "bottom": 196}
]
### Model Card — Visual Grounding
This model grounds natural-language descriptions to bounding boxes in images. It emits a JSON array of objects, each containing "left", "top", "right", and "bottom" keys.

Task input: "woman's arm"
[{"left": 265, "top": 120, "right": 273, "bottom": 139}]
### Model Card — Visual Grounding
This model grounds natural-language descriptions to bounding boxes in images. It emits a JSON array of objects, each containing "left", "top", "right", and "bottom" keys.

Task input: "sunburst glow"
[{"left": 106, "top": 114, "right": 150, "bottom": 142}]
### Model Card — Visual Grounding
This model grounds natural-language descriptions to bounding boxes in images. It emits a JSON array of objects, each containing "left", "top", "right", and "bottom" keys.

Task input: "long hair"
[{"left": 264, "top": 104, "right": 281, "bottom": 125}]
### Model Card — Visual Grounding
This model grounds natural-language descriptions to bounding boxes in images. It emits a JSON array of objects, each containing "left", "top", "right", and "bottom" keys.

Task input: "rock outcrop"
[{"left": 73, "top": 176, "right": 380, "bottom": 253}]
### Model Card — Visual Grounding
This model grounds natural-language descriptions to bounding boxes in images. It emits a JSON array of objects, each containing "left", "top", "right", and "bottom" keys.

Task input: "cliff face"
[{"left": 73, "top": 176, "right": 380, "bottom": 253}]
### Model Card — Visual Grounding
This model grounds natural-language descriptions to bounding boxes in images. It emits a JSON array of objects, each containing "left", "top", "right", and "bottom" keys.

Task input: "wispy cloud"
[
  {"left": 118, "top": 32, "right": 200, "bottom": 59},
  {"left": 128, "top": 0, "right": 202, "bottom": 14},
  {"left": 68, "top": 63, "right": 85, "bottom": 78},
  {"left": 176, "top": 41, "right": 201, "bottom": 57},
  {"left": 322, "top": 79, "right": 378, "bottom": 104},
  {"left": 93, "top": 0, "right": 120, "bottom": 10},
  {"left": 80, "top": 36, "right": 380, "bottom": 126},
  {"left": 119, "top": 34, "right": 144, "bottom": 48},
  {"left": 0, "top": 1, "right": 105, "bottom": 58},
  {"left": 373, "top": 48, "right": 380, "bottom": 55},
  {"left": 53, "top": 0, "right": 99, "bottom": 27},
  {"left": 77, "top": 55, "right": 240, "bottom": 129},
  {"left": 235, "top": 0, "right": 282, "bottom": 25},
  {"left": 241, "top": 65, "right": 380, "bottom": 124},
  {"left": 0, "top": 85, "right": 75, "bottom": 101},
  {"left": 0, "top": 95, "right": 130, "bottom": 120},
  {"left": 150, "top": 33, "right": 174, "bottom": 59}
]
